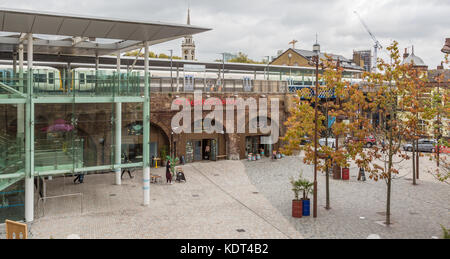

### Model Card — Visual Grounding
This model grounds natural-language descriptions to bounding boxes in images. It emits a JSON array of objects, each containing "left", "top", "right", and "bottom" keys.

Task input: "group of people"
[
  {"left": 166, "top": 160, "right": 186, "bottom": 184},
  {"left": 74, "top": 159, "right": 183, "bottom": 185}
]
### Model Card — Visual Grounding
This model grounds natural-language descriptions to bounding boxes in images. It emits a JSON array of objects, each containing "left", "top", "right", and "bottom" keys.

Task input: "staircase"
[{"left": 0, "top": 134, "right": 25, "bottom": 193}]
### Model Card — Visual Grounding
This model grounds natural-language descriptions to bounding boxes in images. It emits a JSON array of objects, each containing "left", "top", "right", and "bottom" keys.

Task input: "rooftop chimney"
[{"left": 403, "top": 48, "right": 409, "bottom": 60}]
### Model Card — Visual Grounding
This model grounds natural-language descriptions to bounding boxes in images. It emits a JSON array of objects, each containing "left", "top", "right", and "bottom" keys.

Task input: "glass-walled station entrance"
[{"left": 0, "top": 8, "right": 210, "bottom": 223}]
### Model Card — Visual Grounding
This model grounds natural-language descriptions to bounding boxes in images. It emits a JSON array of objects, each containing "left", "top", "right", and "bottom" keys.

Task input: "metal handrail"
[{"left": 37, "top": 192, "right": 83, "bottom": 218}]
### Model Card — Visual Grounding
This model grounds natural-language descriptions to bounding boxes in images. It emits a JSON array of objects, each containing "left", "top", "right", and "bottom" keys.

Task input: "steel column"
[
  {"left": 143, "top": 41, "right": 150, "bottom": 206},
  {"left": 17, "top": 44, "right": 24, "bottom": 139},
  {"left": 115, "top": 51, "right": 122, "bottom": 185},
  {"left": 25, "top": 33, "right": 34, "bottom": 222}
]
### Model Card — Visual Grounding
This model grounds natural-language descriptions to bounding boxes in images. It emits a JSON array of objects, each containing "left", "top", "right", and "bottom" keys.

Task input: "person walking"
[
  {"left": 166, "top": 160, "right": 173, "bottom": 184},
  {"left": 73, "top": 173, "right": 84, "bottom": 184},
  {"left": 121, "top": 153, "right": 134, "bottom": 179},
  {"left": 358, "top": 167, "right": 366, "bottom": 181}
]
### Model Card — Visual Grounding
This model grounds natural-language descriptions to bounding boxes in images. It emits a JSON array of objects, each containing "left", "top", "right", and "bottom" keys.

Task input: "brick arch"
[{"left": 150, "top": 114, "right": 172, "bottom": 140}]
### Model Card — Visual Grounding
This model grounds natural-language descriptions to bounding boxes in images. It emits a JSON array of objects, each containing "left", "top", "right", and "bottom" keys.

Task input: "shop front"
[{"left": 245, "top": 135, "right": 273, "bottom": 159}]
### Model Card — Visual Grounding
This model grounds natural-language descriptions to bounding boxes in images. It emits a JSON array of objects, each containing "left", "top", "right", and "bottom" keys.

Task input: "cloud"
[{"left": 0, "top": 0, "right": 448, "bottom": 67}]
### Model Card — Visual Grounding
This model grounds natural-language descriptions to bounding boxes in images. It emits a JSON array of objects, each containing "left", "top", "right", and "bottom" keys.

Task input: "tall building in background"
[
  {"left": 181, "top": 8, "right": 196, "bottom": 60},
  {"left": 353, "top": 50, "right": 372, "bottom": 72}
]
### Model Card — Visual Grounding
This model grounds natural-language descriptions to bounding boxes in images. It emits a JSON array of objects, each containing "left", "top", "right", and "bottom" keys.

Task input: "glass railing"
[
  {"left": 34, "top": 138, "right": 84, "bottom": 172},
  {"left": 0, "top": 69, "right": 146, "bottom": 97},
  {"left": 0, "top": 134, "right": 25, "bottom": 176}
]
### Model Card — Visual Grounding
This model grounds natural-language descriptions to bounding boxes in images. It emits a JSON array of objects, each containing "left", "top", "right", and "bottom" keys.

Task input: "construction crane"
[{"left": 354, "top": 11, "right": 382, "bottom": 72}]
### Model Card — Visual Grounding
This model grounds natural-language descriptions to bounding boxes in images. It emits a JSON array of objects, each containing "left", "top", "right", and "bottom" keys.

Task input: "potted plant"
[
  {"left": 290, "top": 174, "right": 303, "bottom": 218},
  {"left": 159, "top": 145, "right": 168, "bottom": 166},
  {"left": 300, "top": 178, "right": 314, "bottom": 216},
  {"left": 166, "top": 155, "right": 180, "bottom": 177},
  {"left": 341, "top": 154, "right": 351, "bottom": 181}
]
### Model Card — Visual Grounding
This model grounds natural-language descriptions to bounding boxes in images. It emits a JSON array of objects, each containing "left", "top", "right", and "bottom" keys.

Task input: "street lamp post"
[
  {"left": 288, "top": 53, "right": 292, "bottom": 84},
  {"left": 313, "top": 54, "right": 319, "bottom": 218},
  {"left": 312, "top": 41, "right": 321, "bottom": 218},
  {"left": 169, "top": 49, "right": 173, "bottom": 90},
  {"left": 265, "top": 56, "right": 270, "bottom": 81}
]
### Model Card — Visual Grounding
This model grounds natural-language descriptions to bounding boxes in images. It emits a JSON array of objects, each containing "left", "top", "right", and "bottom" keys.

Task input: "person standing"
[
  {"left": 205, "top": 145, "right": 210, "bottom": 160},
  {"left": 166, "top": 160, "right": 172, "bottom": 184}
]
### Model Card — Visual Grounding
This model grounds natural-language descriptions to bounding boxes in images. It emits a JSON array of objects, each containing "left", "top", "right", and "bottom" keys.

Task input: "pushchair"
[{"left": 175, "top": 167, "right": 186, "bottom": 183}]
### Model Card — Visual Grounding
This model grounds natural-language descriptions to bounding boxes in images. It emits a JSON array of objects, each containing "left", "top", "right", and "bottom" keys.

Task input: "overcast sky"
[{"left": 1, "top": 0, "right": 449, "bottom": 68}]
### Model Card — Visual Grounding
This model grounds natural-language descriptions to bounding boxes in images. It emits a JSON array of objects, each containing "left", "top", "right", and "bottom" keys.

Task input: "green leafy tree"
[{"left": 225, "top": 52, "right": 265, "bottom": 64}]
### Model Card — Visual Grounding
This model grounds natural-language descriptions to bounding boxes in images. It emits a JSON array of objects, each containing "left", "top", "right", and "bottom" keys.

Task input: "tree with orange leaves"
[
  {"left": 282, "top": 55, "right": 371, "bottom": 211},
  {"left": 362, "top": 41, "right": 413, "bottom": 225}
]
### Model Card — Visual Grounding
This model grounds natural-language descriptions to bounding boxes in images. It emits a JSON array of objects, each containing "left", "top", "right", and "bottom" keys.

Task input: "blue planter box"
[{"left": 302, "top": 199, "right": 310, "bottom": 216}]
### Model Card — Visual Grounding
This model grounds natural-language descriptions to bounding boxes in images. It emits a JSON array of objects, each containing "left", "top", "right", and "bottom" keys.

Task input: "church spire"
[
  {"left": 187, "top": 8, "right": 191, "bottom": 25},
  {"left": 182, "top": 7, "right": 195, "bottom": 60}
]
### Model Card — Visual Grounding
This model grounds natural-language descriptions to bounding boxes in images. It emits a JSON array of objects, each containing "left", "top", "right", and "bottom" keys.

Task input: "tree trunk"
[
  {"left": 325, "top": 163, "right": 330, "bottom": 210},
  {"left": 416, "top": 140, "right": 420, "bottom": 179},
  {"left": 386, "top": 171, "right": 392, "bottom": 225},
  {"left": 412, "top": 142, "right": 416, "bottom": 185}
]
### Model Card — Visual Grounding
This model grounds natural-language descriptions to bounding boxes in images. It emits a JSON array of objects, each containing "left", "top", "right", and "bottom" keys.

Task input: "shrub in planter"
[
  {"left": 160, "top": 146, "right": 168, "bottom": 166},
  {"left": 290, "top": 174, "right": 303, "bottom": 218},
  {"left": 166, "top": 155, "right": 180, "bottom": 177},
  {"left": 300, "top": 178, "right": 314, "bottom": 216}
]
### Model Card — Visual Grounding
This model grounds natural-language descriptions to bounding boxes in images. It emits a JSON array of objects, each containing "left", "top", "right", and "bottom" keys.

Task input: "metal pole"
[
  {"left": 313, "top": 55, "right": 318, "bottom": 218},
  {"left": 17, "top": 44, "right": 24, "bottom": 139},
  {"left": 437, "top": 75, "right": 441, "bottom": 167},
  {"left": 176, "top": 66, "right": 180, "bottom": 92},
  {"left": 222, "top": 53, "right": 225, "bottom": 90},
  {"left": 169, "top": 49, "right": 173, "bottom": 91},
  {"left": 12, "top": 51, "right": 17, "bottom": 78},
  {"left": 25, "top": 33, "right": 34, "bottom": 222},
  {"left": 143, "top": 41, "right": 151, "bottom": 206},
  {"left": 95, "top": 55, "right": 99, "bottom": 92},
  {"left": 115, "top": 51, "right": 122, "bottom": 185}
]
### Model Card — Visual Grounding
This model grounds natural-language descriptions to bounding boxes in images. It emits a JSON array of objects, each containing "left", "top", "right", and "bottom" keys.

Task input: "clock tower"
[{"left": 181, "top": 8, "right": 196, "bottom": 60}]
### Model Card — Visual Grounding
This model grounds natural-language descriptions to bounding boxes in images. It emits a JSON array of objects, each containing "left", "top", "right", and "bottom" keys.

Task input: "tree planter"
[
  {"left": 342, "top": 168, "right": 350, "bottom": 180},
  {"left": 302, "top": 199, "right": 310, "bottom": 216},
  {"left": 333, "top": 164, "right": 341, "bottom": 179},
  {"left": 292, "top": 200, "right": 303, "bottom": 218}
]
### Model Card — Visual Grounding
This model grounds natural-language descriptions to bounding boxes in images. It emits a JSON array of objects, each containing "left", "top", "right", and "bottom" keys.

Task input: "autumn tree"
[
  {"left": 400, "top": 62, "right": 430, "bottom": 185},
  {"left": 362, "top": 41, "right": 411, "bottom": 225},
  {"left": 426, "top": 54, "right": 450, "bottom": 184},
  {"left": 282, "top": 55, "right": 371, "bottom": 210}
]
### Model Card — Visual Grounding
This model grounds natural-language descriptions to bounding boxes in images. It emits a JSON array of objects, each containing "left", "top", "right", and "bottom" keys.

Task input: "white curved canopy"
[{"left": 0, "top": 8, "right": 211, "bottom": 56}]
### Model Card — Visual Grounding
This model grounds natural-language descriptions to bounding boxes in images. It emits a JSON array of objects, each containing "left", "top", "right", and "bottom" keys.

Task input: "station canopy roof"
[{"left": 0, "top": 8, "right": 211, "bottom": 56}]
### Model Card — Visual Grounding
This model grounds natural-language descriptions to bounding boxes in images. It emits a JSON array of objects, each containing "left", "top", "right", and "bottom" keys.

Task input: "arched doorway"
[
  {"left": 184, "top": 119, "right": 226, "bottom": 163},
  {"left": 244, "top": 116, "right": 279, "bottom": 158},
  {"left": 122, "top": 121, "right": 169, "bottom": 166}
]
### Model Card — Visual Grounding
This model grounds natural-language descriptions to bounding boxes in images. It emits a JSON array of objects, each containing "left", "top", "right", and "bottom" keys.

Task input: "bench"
[{"left": 150, "top": 174, "right": 162, "bottom": 184}]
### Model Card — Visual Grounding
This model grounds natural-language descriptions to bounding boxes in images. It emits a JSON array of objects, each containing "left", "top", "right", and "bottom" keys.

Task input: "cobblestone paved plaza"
[
  {"left": 11, "top": 153, "right": 449, "bottom": 239},
  {"left": 245, "top": 154, "right": 450, "bottom": 239},
  {"left": 28, "top": 161, "right": 301, "bottom": 239}
]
